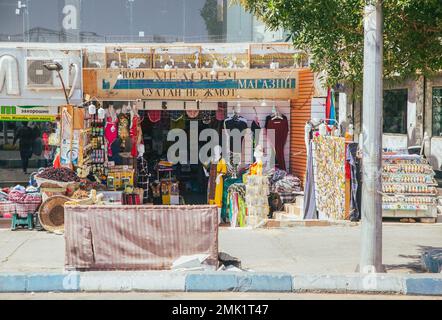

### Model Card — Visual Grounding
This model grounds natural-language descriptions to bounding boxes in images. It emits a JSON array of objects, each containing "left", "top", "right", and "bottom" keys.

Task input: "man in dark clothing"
[{"left": 13, "top": 122, "right": 35, "bottom": 174}]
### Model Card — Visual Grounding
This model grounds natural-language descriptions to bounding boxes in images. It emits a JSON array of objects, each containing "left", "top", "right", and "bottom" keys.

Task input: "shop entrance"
[{"left": 139, "top": 104, "right": 226, "bottom": 205}]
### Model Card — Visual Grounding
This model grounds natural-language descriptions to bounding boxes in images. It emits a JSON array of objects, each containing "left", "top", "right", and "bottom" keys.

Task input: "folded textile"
[{"left": 272, "top": 174, "right": 302, "bottom": 193}]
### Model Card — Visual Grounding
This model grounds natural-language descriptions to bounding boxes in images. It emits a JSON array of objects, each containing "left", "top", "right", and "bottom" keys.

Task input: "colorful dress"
[
  {"left": 105, "top": 116, "right": 118, "bottom": 157},
  {"left": 207, "top": 158, "right": 227, "bottom": 208}
]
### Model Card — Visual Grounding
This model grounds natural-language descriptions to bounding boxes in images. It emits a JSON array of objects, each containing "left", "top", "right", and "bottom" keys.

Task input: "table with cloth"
[{"left": 64, "top": 205, "right": 219, "bottom": 270}]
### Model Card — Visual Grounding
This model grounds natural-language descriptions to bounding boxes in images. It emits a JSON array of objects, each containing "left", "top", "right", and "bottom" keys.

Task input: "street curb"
[
  {"left": 185, "top": 273, "right": 293, "bottom": 292},
  {"left": 404, "top": 275, "right": 442, "bottom": 296},
  {"left": 79, "top": 271, "right": 186, "bottom": 292},
  {"left": 0, "top": 273, "right": 79, "bottom": 292},
  {"left": 292, "top": 274, "right": 405, "bottom": 294},
  {"left": 0, "top": 272, "right": 441, "bottom": 295}
]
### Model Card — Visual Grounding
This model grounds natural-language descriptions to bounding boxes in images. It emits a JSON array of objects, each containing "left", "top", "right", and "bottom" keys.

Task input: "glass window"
[
  {"left": 433, "top": 87, "right": 442, "bottom": 137},
  {"left": 383, "top": 89, "right": 408, "bottom": 134}
]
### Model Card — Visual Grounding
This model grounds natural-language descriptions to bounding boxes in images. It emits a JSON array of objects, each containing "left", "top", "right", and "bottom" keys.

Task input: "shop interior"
[{"left": 96, "top": 99, "right": 292, "bottom": 207}]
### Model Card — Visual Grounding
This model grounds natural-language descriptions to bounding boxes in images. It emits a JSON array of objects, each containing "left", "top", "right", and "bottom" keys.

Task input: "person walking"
[{"left": 13, "top": 122, "right": 35, "bottom": 174}]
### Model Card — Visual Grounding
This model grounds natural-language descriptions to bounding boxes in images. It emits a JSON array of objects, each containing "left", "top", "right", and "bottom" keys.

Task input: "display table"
[{"left": 65, "top": 205, "right": 219, "bottom": 270}]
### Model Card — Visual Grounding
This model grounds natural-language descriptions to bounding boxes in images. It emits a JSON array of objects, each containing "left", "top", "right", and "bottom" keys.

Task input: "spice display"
[{"left": 37, "top": 167, "right": 80, "bottom": 182}]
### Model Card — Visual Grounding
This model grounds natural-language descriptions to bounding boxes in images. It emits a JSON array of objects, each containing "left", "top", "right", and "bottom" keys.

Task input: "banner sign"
[
  {"left": 0, "top": 106, "right": 58, "bottom": 122},
  {"left": 84, "top": 69, "right": 299, "bottom": 100}
]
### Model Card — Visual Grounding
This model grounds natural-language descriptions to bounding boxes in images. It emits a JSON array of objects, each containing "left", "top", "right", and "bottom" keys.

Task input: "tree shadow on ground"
[{"left": 384, "top": 245, "right": 442, "bottom": 273}]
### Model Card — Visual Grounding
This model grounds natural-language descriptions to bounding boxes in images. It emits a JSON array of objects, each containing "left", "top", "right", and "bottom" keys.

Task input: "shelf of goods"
[{"left": 382, "top": 154, "right": 438, "bottom": 219}]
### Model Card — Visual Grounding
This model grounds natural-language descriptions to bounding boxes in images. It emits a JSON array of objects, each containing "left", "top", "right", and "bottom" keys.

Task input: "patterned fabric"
[
  {"left": 312, "top": 135, "right": 346, "bottom": 220},
  {"left": 64, "top": 205, "right": 219, "bottom": 270},
  {"left": 0, "top": 201, "right": 15, "bottom": 217},
  {"left": 227, "top": 183, "right": 246, "bottom": 199},
  {"left": 278, "top": 192, "right": 297, "bottom": 204},
  {"left": 245, "top": 175, "right": 269, "bottom": 226}
]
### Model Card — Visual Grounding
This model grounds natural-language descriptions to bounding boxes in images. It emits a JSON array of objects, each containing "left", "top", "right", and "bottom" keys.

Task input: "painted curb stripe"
[
  {"left": 0, "top": 273, "right": 79, "bottom": 292},
  {"left": 185, "top": 273, "right": 293, "bottom": 292},
  {"left": 405, "top": 278, "right": 442, "bottom": 296},
  {"left": 0, "top": 272, "right": 442, "bottom": 295}
]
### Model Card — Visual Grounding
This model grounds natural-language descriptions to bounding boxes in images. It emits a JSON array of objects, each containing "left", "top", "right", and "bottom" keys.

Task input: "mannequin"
[
  {"left": 318, "top": 121, "right": 327, "bottom": 136},
  {"left": 250, "top": 145, "right": 264, "bottom": 176},
  {"left": 206, "top": 145, "right": 227, "bottom": 211}
]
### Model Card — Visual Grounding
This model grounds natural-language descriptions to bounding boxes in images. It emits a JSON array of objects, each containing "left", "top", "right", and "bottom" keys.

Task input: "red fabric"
[
  {"left": 105, "top": 117, "right": 118, "bottom": 157},
  {"left": 53, "top": 153, "right": 61, "bottom": 168},
  {"left": 325, "top": 87, "right": 331, "bottom": 122},
  {"left": 216, "top": 103, "right": 227, "bottom": 121},
  {"left": 345, "top": 145, "right": 351, "bottom": 180},
  {"left": 130, "top": 114, "right": 139, "bottom": 157},
  {"left": 148, "top": 110, "right": 161, "bottom": 123}
]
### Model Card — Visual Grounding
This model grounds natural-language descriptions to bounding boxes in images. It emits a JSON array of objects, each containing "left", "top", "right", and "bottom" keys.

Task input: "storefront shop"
[{"left": 0, "top": 45, "right": 82, "bottom": 170}]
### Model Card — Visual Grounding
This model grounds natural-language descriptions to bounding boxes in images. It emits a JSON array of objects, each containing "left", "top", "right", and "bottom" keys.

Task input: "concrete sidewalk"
[{"left": 1, "top": 224, "right": 441, "bottom": 274}]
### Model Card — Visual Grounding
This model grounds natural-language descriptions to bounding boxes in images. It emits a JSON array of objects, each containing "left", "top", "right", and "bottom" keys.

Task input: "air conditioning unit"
[{"left": 25, "top": 57, "right": 72, "bottom": 89}]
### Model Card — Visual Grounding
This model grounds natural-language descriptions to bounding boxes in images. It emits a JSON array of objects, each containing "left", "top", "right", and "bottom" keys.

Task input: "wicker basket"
[{"left": 38, "top": 195, "right": 71, "bottom": 233}]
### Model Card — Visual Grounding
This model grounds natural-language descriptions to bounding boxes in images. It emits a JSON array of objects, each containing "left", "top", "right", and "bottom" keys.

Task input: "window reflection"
[{"left": 0, "top": 0, "right": 285, "bottom": 43}]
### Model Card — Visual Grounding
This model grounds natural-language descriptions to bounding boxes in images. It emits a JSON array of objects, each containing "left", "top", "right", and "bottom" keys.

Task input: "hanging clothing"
[
  {"left": 148, "top": 110, "right": 162, "bottom": 123},
  {"left": 170, "top": 116, "right": 186, "bottom": 130},
  {"left": 118, "top": 113, "right": 130, "bottom": 149},
  {"left": 130, "top": 113, "right": 140, "bottom": 157},
  {"left": 216, "top": 103, "right": 227, "bottom": 121},
  {"left": 347, "top": 142, "right": 361, "bottom": 221},
  {"left": 221, "top": 176, "right": 242, "bottom": 222},
  {"left": 186, "top": 110, "right": 199, "bottom": 119},
  {"left": 105, "top": 116, "right": 118, "bottom": 157},
  {"left": 303, "top": 140, "right": 318, "bottom": 219},
  {"left": 265, "top": 114, "right": 289, "bottom": 171},
  {"left": 224, "top": 116, "right": 248, "bottom": 154},
  {"left": 207, "top": 158, "right": 227, "bottom": 208},
  {"left": 137, "top": 156, "right": 149, "bottom": 204},
  {"left": 201, "top": 111, "right": 213, "bottom": 125},
  {"left": 249, "top": 161, "right": 263, "bottom": 176}
]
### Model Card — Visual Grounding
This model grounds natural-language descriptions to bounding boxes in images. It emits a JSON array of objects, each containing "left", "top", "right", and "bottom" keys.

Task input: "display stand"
[{"left": 382, "top": 154, "right": 438, "bottom": 222}]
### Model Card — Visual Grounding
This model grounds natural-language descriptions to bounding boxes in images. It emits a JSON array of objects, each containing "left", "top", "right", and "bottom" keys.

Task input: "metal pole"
[
  {"left": 57, "top": 70, "right": 70, "bottom": 105},
  {"left": 360, "top": 1, "right": 384, "bottom": 273}
]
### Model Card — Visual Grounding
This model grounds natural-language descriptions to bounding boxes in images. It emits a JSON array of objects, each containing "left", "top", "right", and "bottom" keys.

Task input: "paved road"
[
  {"left": 0, "top": 292, "right": 440, "bottom": 300},
  {"left": 0, "top": 223, "right": 441, "bottom": 274}
]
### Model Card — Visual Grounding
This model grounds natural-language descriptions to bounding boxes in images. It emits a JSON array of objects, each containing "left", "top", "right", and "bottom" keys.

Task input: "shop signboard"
[
  {"left": 0, "top": 106, "right": 58, "bottom": 122},
  {"left": 84, "top": 68, "right": 299, "bottom": 101}
]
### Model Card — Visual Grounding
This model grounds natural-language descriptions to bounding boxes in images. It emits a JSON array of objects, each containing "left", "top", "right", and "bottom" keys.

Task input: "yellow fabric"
[
  {"left": 209, "top": 158, "right": 227, "bottom": 207},
  {"left": 250, "top": 161, "right": 263, "bottom": 176}
]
